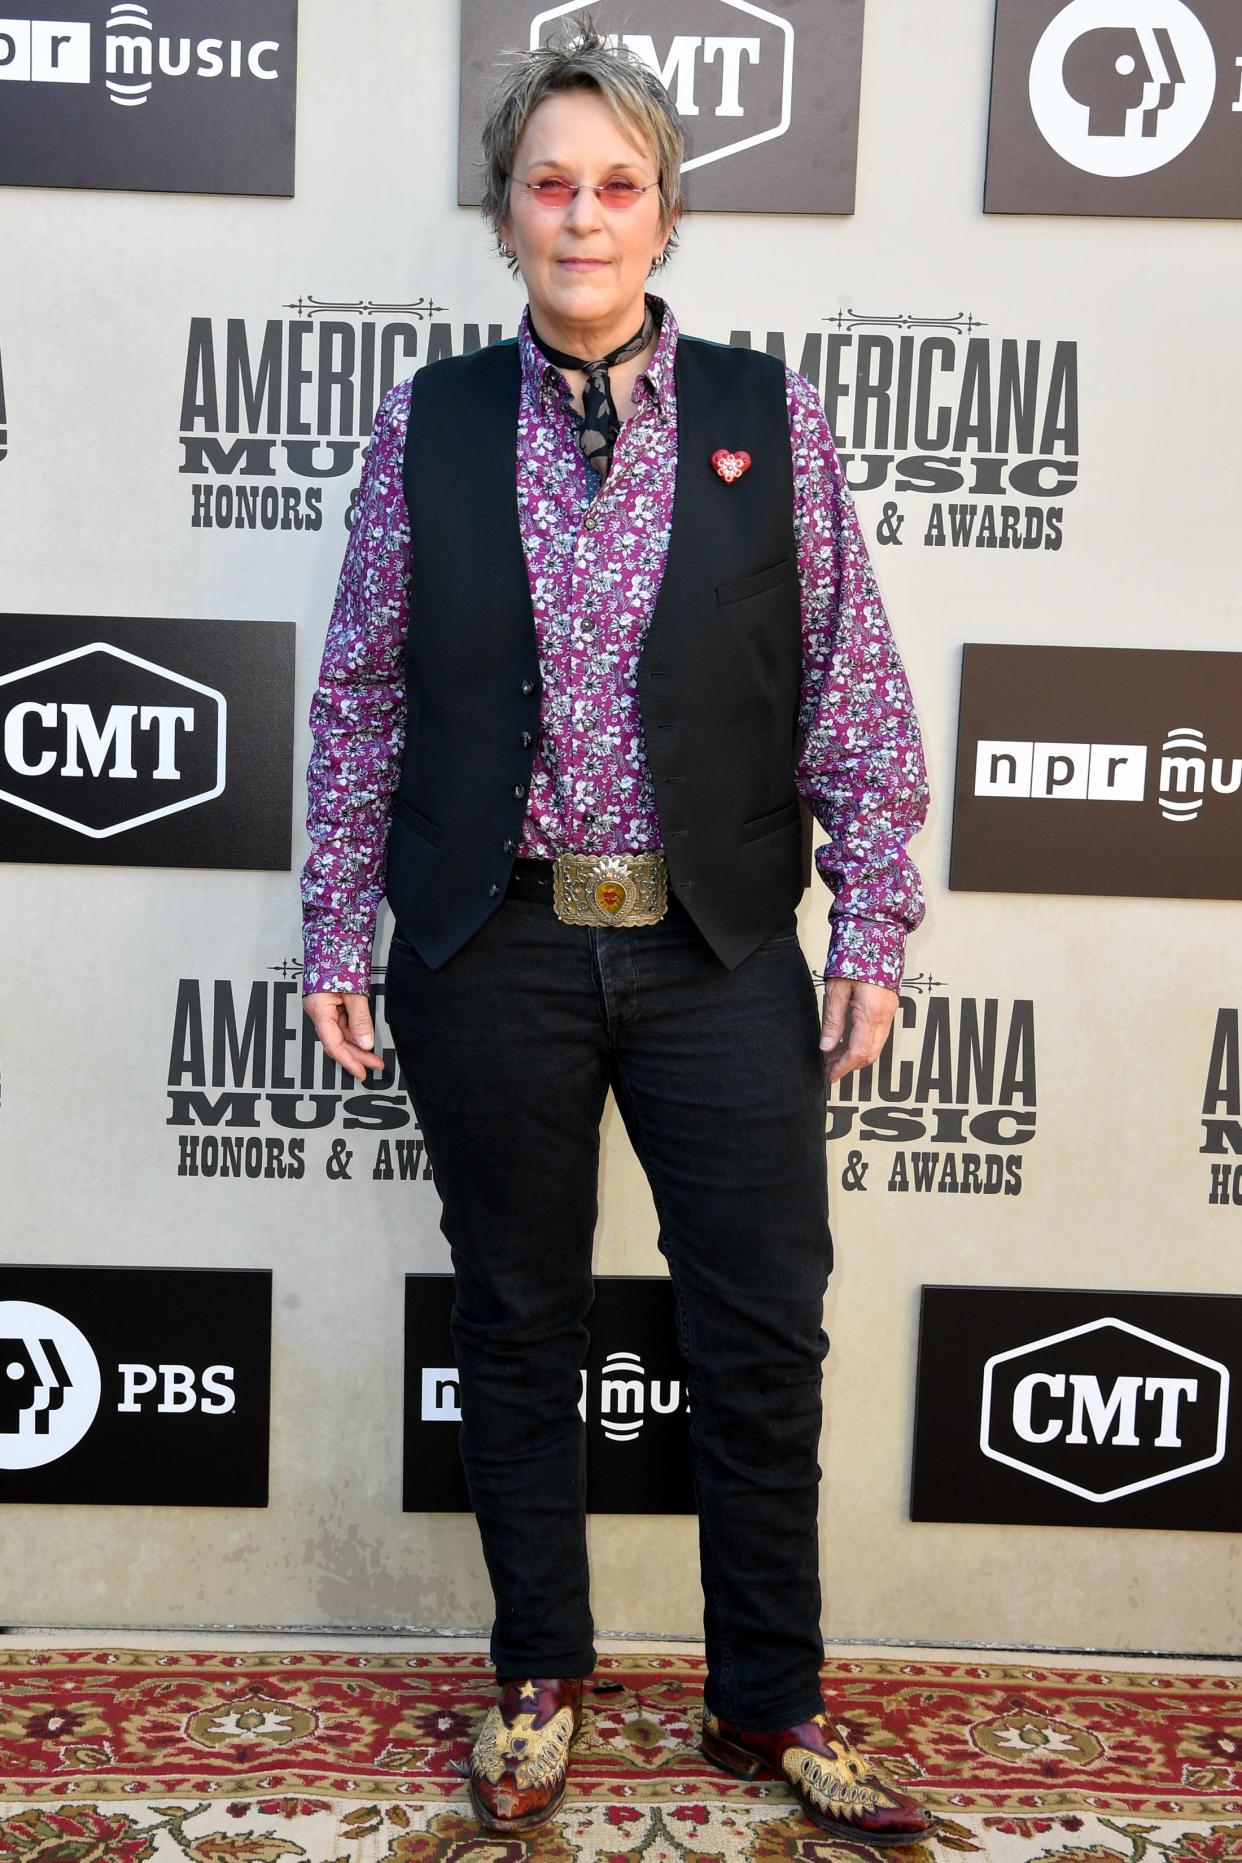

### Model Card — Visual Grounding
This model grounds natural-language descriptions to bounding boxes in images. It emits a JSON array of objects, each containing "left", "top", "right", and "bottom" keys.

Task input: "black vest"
[{"left": 385, "top": 332, "right": 809, "bottom": 970}]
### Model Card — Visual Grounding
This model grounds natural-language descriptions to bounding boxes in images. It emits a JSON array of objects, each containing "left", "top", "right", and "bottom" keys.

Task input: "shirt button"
[
  {"left": 521, "top": 731, "right": 533, "bottom": 748},
  {"left": 521, "top": 678, "right": 536, "bottom": 696},
  {"left": 583, "top": 812, "right": 595, "bottom": 824},
  {"left": 513, "top": 783, "right": 526, "bottom": 799},
  {"left": 488, "top": 882, "right": 501, "bottom": 897}
]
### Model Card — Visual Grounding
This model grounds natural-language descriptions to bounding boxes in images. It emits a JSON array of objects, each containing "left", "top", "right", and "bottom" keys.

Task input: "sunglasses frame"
[{"left": 506, "top": 173, "right": 661, "bottom": 211}]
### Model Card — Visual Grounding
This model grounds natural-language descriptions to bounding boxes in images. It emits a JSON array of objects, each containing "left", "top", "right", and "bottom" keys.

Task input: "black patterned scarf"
[{"left": 528, "top": 296, "right": 660, "bottom": 483}]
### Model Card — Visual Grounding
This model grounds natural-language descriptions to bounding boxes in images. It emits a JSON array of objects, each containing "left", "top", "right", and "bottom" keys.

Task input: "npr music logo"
[
  {"left": 974, "top": 739, "right": 1147, "bottom": 801},
  {"left": 975, "top": 729, "right": 1242, "bottom": 818},
  {"left": 1027, "top": 0, "right": 1234, "bottom": 179},
  {"left": 422, "top": 1350, "right": 686, "bottom": 1443},
  {"left": 0, "top": 5, "right": 280, "bottom": 107}
]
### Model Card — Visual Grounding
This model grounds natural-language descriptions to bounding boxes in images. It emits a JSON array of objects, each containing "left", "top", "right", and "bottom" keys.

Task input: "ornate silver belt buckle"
[{"left": 551, "top": 852, "right": 668, "bottom": 927}]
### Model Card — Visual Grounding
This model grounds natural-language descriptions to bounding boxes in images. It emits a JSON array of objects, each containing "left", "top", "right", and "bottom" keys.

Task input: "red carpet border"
[{"left": 0, "top": 1649, "right": 1239, "bottom": 1861}]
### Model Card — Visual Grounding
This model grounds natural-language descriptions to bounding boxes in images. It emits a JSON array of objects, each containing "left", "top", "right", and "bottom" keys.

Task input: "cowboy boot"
[
  {"left": 702, "top": 1703, "right": 934, "bottom": 1845},
  {"left": 468, "top": 1675, "right": 585, "bottom": 1831}
]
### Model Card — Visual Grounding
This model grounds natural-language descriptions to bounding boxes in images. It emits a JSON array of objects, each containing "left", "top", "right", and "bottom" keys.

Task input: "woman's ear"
[
  {"left": 654, "top": 205, "right": 680, "bottom": 266},
  {"left": 660, "top": 202, "right": 683, "bottom": 255}
]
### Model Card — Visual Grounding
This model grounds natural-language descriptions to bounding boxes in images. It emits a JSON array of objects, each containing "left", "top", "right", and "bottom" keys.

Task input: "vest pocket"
[
  {"left": 394, "top": 795, "right": 442, "bottom": 846},
  {"left": 715, "top": 556, "right": 797, "bottom": 607},
  {"left": 738, "top": 798, "right": 800, "bottom": 844}
]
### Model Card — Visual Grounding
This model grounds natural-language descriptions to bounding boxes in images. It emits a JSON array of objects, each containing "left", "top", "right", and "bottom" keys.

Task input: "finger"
[
  {"left": 819, "top": 979, "right": 852, "bottom": 1051},
  {"left": 313, "top": 1021, "right": 368, "bottom": 1082},
  {"left": 824, "top": 1040, "right": 873, "bottom": 1085},
  {"left": 332, "top": 1036, "right": 386, "bottom": 1083},
  {"left": 840, "top": 1014, "right": 892, "bottom": 1068},
  {"left": 342, "top": 999, "right": 387, "bottom": 1077},
  {"left": 344, "top": 995, "right": 377, "bottom": 1052},
  {"left": 307, "top": 1003, "right": 386, "bottom": 1082},
  {"left": 842, "top": 1019, "right": 889, "bottom": 1066}
]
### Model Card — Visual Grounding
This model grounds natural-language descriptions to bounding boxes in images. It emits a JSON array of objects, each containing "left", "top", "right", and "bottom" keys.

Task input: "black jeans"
[{"left": 384, "top": 874, "right": 832, "bottom": 1731}]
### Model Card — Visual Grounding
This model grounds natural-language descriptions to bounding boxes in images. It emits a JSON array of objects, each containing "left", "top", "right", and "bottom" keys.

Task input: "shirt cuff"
[
  {"left": 301, "top": 926, "right": 376, "bottom": 998},
  {"left": 823, "top": 917, "right": 907, "bottom": 993}
]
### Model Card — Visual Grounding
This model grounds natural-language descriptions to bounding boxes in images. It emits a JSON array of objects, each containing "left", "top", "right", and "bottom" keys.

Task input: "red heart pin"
[{"left": 711, "top": 448, "right": 752, "bottom": 484}]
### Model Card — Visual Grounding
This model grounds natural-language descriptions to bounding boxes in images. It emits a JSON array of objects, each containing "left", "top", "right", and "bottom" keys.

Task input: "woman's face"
[{"left": 500, "top": 87, "right": 671, "bottom": 345}]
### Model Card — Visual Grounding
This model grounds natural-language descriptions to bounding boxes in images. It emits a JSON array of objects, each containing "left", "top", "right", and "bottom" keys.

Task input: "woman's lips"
[{"left": 557, "top": 258, "right": 608, "bottom": 270}]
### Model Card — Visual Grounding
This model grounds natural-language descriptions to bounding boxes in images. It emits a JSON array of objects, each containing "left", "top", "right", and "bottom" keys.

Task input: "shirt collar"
[{"left": 518, "top": 292, "right": 678, "bottom": 424}]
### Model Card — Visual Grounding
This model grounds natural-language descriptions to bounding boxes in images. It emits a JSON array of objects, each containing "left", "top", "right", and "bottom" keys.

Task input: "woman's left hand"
[{"left": 819, "top": 978, "right": 899, "bottom": 1084}]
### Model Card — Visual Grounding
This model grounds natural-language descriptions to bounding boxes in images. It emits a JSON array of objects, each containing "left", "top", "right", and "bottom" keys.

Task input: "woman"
[{"left": 302, "top": 15, "right": 931, "bottom": 1842}]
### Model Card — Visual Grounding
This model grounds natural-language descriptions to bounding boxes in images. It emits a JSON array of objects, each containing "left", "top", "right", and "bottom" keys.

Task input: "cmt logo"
[
  {"left": 0, "top": 6, "right": 281, "bottom": 107},
  {"left": 981, "top": 1317, "right": 1229, "bottom": 1501},
  {"left": 1028, "top": 0, "right": 1219, "bottom": 177},
  {"left": 0, "top": 1301, "right": 101, "bottom": 1470},
  {"left": 532, "top": 1, "right": 793, "bottom": 170},
  {"left": 0, "top": 643, "right": 226, "bottom": 837}
]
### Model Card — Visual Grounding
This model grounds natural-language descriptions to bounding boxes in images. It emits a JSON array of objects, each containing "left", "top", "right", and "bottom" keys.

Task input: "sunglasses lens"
[{"left": 532, "top": 180, "right": 575, "bottom": 206}]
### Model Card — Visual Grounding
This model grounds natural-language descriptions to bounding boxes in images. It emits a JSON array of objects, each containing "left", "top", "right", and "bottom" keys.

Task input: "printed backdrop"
[{"left": 0, "top": 0, "right": 1239, "bottom": 1650}]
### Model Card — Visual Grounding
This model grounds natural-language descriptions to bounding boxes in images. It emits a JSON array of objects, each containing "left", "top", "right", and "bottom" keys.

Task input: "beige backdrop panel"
[{"left": 0, "top": 0, "right": 1238, "bottom": 1649}]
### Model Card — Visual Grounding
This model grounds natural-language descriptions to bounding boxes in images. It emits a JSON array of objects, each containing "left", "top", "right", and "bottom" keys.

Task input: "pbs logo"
[
  {"left": 0, "top": 1301, "right": 101, "bottom": 1469},
  {"left": 1029, "top": 0, "right": 1217, "bottom": 177}
]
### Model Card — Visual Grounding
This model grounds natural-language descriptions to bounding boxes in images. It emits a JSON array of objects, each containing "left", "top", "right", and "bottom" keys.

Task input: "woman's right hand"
[{"left": 303, "top": 992, "right": 389, "bottom": 1083}]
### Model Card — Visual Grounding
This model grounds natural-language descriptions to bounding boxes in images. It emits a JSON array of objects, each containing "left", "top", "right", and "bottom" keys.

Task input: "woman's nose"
[{"left": 564, "top": 185, "right": 605, "bottom": 231}]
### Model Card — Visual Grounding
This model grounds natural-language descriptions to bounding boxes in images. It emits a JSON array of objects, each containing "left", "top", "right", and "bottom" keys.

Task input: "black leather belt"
[{"left": 505, "top": 858, "right": 556, "bottom": 902}]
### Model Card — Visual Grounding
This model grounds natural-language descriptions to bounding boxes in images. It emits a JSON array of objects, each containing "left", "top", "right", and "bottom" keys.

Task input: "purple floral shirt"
[{"left": 302, "top": 295, "right": 928, "bottom": 995}]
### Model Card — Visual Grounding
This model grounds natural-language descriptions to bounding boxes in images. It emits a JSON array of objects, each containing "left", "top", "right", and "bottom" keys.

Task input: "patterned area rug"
[{"left": 0, "top": 1649, "right": 1239, "bottom": 1862}]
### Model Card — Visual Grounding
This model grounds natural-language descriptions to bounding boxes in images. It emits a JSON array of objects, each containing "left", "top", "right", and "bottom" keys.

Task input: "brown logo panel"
[
  {"left": 458, "top": 0, "right": 864, "bottom": 214},
  {"left": 985, "top": 0, "right": 1242, "bottom": 218},
  {"left": 950, "top": 644, "right": 1242, "bottom": 898}
]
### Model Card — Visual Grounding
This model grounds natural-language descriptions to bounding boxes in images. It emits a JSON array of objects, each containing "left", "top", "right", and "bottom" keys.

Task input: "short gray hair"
[{"left": 479, "top": 11, "right": 685, "bottom": 278}]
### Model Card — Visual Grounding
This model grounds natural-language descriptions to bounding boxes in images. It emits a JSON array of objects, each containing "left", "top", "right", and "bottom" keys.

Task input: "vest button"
[
  {"left": 503, "top": 837, "right": 517, "bottom": 853},
  {"left": 521, "top": 678, "right": 536, "bottom": 696},
  {"left": 488, "top": 882, "right": 501, "bottom": 897},
  {"left": 521, "top": 731, "right": 533, "bottom": 748},
  {"left": 513, "top": 783, "right": 527, "bottom": 799}
]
